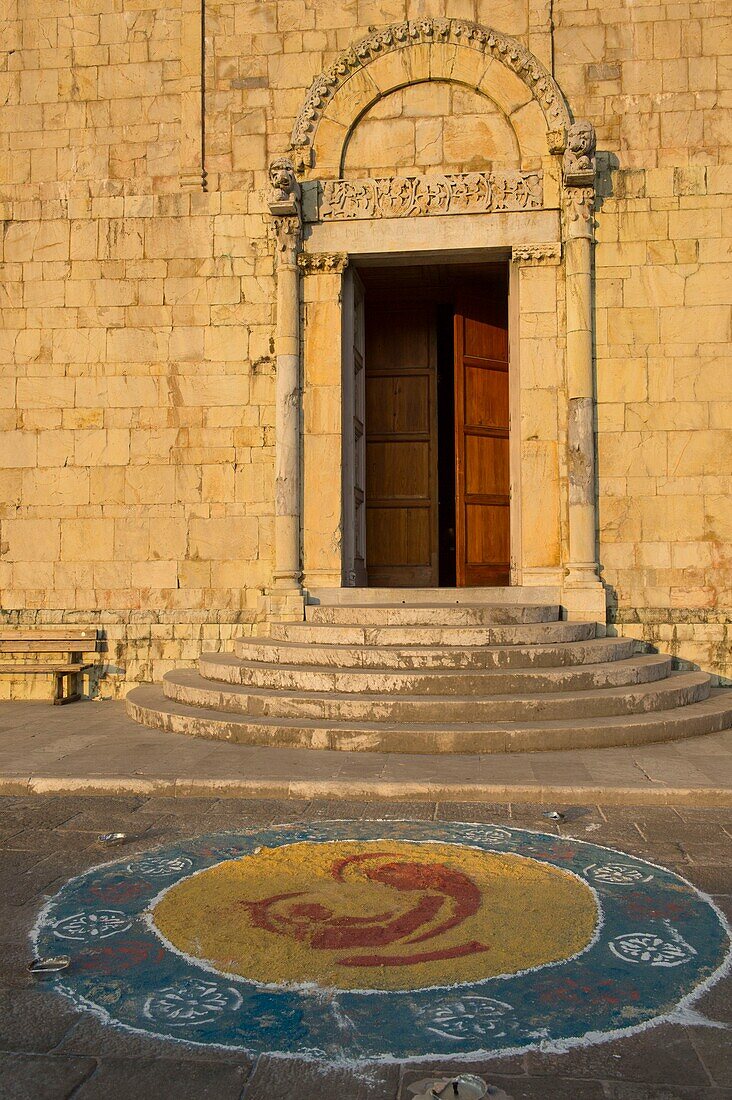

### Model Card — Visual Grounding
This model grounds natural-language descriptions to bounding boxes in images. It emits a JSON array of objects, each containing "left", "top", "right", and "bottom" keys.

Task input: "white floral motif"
[
  {"left": 419, "top": 996, "right": 515, "bottom": 1042},
  {"left": 609, "top": 931, "right": 697, "bottom": 967},
  {"left": 584, "top": 863, "right": 654, "bottom": 886},
  {"left": 458, "top": 825, "right": 512, "bottom": 846},
  {"left": 131, "top": 856, "right": 193, "bottom": 877},
  {"left": 144, "top": 979, "right": 243, "bottom": 1027},
  {"left": 53, "top": 910, "right": 132, "bottom": 941}
]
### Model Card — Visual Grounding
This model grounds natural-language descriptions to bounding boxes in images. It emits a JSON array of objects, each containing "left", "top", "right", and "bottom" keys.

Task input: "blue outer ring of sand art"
[{"left": 31, "top": 820, "right": 731, "bottom": 1062}]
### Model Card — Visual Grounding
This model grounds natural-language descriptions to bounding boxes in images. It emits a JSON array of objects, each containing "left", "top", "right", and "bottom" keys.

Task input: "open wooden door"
[
  {"left": 364, "top": 300, "right": 439, "bottom": 587},
  {"left": 454, "top": 289, "right": 510, "bottom": 586},
  {"left": 341, "top": 267, "right": 366, "bottom": 586}
]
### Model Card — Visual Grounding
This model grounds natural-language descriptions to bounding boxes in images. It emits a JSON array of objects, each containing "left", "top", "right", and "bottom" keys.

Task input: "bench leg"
[{"left": 53, "top": 671, "right": 81, "bottom": 706}]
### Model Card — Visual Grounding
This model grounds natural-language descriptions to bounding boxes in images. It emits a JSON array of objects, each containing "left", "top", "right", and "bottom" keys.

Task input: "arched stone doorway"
[{"left": 266, "top": 19, "right": 604, "bottom": 625}]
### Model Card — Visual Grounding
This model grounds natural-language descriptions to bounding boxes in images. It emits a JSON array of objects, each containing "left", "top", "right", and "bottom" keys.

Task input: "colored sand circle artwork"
[{"left": 33, "top": 821, "right": 731, "bottom": 1061}]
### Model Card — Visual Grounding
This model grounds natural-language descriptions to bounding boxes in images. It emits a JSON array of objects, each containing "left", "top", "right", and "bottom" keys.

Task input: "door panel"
[
  {"left": 366, "top": 375, "right": 431, "bottom": 435},
  {"left": 466, "top": 504, "right": 510, "bottom": 564},
  {"left": 365, "top": 305, "right": 438, "bottom": 587},
  {"left": 465, "top": 435, "right": 510, "bottom": 496},
  {"left": 454, "top": 287, "right": 510, "bottom": 586},
  {"left": 366, "top": 508, "right": 432, "bottom": 567},
  {"left": 465, "top": 365, "right": 509, "bottom": 429},
  {"left": 367, "top": 440, "right": 431, "bottom": 498}
]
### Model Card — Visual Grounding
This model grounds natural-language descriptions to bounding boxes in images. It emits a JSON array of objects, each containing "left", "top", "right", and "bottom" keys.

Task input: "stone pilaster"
[
  {"left": 265, "top": 159, "right": 305, "bottom": 621},
  {"left": 561, "top": 123, "right": 606, "bottom": 626}
]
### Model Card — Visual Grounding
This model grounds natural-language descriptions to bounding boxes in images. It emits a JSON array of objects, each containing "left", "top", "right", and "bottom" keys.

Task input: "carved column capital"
[
  {"left": 563, "top": 185, "right": 595, "bottom": 241},
  {"left": 272, "top": 215, "right": 301, "bottom": 257},
  {"left": 298, "top": 252, "right": 349, "bottom": 274}
]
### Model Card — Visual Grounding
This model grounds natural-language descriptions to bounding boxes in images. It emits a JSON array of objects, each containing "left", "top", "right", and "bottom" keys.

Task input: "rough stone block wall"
[{"left": 1, "top": 0, "right": 730, "bottom": 692}]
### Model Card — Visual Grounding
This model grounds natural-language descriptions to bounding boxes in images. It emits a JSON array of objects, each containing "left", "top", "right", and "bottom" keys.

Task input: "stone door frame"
[
  {"left": 266, "top": 18, "right": 606, "bottom": 623},
  {"left": 299, "top": 231, "right": 552, "bottom": 595}
]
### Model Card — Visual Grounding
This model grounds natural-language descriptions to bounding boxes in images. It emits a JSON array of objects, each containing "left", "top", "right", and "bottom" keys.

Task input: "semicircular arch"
[{"left": 290, "top": 19, "right": 570, "bottom": 178}]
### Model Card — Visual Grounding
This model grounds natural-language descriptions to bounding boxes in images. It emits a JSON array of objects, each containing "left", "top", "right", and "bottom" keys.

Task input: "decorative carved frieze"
[
  {"left": 316, "top": 171, "right": 542, "bottom": 222},
  {"left": 298, "top": 252, "right": 349, "bottom": 274},
  {"left": 512, "top": 244, "right": 562, "bottom": 265},
  {"left": 290, "top": 19, "right": 571, "bottom": 158},
  {"left": 563, "top": 121, "right": 596, "bottom": 187}
]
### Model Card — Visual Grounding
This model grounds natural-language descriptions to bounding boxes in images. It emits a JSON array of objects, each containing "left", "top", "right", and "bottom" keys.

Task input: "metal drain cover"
[{"left": 406, "top": 1074, "right": 494, "bottom": 1099}]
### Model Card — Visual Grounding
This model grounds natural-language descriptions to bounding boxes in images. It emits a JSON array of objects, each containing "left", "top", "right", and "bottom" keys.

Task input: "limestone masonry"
[{"left": 0, "top": 0, "right": 730, "bottom": 697}]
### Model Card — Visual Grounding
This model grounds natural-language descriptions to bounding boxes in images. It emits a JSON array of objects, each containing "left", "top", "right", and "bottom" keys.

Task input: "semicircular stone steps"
[
  {"left": 304, "top": 604, "right": 560, "bottom": 625},
  {"left": 127, "top": 686, "right": 732, "bottom": 754},
  {"left": 126, "top": 597, "right": 732, "bottom": 753},
  {"left": 233, "top": 636, "right": 640, "bottom": 670},
  {"left": 263, "top": 620, "right": 597, "bottom": 647},
  {"left": 162, "top": 667, "right": 709, "bottom": 722},
  {"left": 199, "top": 651, "right": 674, "bottom": 696}
]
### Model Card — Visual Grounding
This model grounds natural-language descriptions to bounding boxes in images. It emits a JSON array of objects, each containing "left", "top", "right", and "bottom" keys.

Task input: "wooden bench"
[{"left": 0, "top": 629, "right": 98, "bottom": 704}]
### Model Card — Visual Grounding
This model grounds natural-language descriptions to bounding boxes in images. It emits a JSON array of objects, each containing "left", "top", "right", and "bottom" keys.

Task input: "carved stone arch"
[{"left": 290, "top": 19, "right": 571, "bottom": 178}]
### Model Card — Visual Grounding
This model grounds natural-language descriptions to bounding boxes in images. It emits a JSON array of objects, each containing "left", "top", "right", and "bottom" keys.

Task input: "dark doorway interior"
[{"left": 359, "top": 262, "right": 509, "bottom": 588}]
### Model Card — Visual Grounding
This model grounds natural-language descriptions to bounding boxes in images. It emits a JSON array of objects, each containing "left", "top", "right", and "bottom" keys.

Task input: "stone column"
[
  {"left": 562, "top": 122, "right": 606, "bottom": 624},
  {"left": 267, "top": 159, "right": 304, "bottom": 613}
]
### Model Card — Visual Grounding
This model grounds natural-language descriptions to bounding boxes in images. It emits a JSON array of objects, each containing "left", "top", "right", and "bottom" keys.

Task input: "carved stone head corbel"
[
  {"left": 563, "top": 120, "right": 596, "bottom": 187},
  {"left": 267, "top": 156, "right": 301, "bottom": 217}
]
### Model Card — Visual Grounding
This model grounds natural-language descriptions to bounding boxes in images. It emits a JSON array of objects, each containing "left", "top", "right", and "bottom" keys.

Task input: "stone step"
[
  {"left": 304, "top": 604, "right": 560, "bottom": 626},
  {"left": 235, "top": 636, "right": 638, "bottom": 670},
  {"left": 200, "top": 651, "right": 673, "bottom": 696},
  {"left": 163, "top": 668, "right": 708, "bottom": 721},
  {"left": 259, "top": 620, "right": 597, "bottom": 648},
  {"left": 307, "top": 586, "right": 560, "bottom": 606},
  {"left": 125, "top": 685, "right": 732, "bottom": 754}
]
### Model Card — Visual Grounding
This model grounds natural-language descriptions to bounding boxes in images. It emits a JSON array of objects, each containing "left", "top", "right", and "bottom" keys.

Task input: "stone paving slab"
[
  {"left": 1, "top": 795, "right": 731, "bottom": 1099},
  {"left": 2, "top": 701, "right": 732, "bottom": 807}
]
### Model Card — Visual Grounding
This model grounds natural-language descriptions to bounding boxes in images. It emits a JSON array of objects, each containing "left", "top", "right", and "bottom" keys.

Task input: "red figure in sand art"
[{"left": 241, "top": 851, "right": 488, "bottom": 967}]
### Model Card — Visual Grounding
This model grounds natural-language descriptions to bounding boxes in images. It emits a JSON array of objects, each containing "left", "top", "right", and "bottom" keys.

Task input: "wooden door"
[
  {"left": 454, "top": 290, "right": 510, "bottom": 586},
  {"left": 365, "top": 304, "right": 438, "bottom": 587},
  {"left": 342, "top": 268, "right": 367, "bottom": 585}
]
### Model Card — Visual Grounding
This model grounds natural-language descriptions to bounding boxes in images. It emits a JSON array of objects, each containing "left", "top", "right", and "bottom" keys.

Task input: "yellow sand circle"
[{"left": 152, "top": 840, "right": 598, "bottom": 991}]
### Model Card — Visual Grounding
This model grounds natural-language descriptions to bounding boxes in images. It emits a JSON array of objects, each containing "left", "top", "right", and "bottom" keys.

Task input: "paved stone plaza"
[
  {"left": 1, "top": 701, "right": 732, "bottom": 807},
  {"left": 2, "top": 790, "right": 731, "bottom": 1099}
]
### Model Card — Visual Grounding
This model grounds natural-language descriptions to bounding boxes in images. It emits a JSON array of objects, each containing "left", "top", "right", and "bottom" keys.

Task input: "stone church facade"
[{"left": 1, "top": 0, "right": 730, "bottom": 697}]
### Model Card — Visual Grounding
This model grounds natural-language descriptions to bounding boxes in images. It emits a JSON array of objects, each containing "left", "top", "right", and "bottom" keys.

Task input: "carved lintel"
[
  {"left": 298, "top": 252, "right": 349, "bottom": 274},
  {"left": 290, "top": 19, "right": 572, "bottom": 154},
  {"left": 512, "top": 243, "right": 562, "bottom": 265},
  {"left": 316, "top": 170, "right": 542, "bottom": 223},
  {"left": 563, "top": 186, "right": 595, "bottom": 240},
  {"left": 563, "top": 120, "right": 596, "bottom": 187}
]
